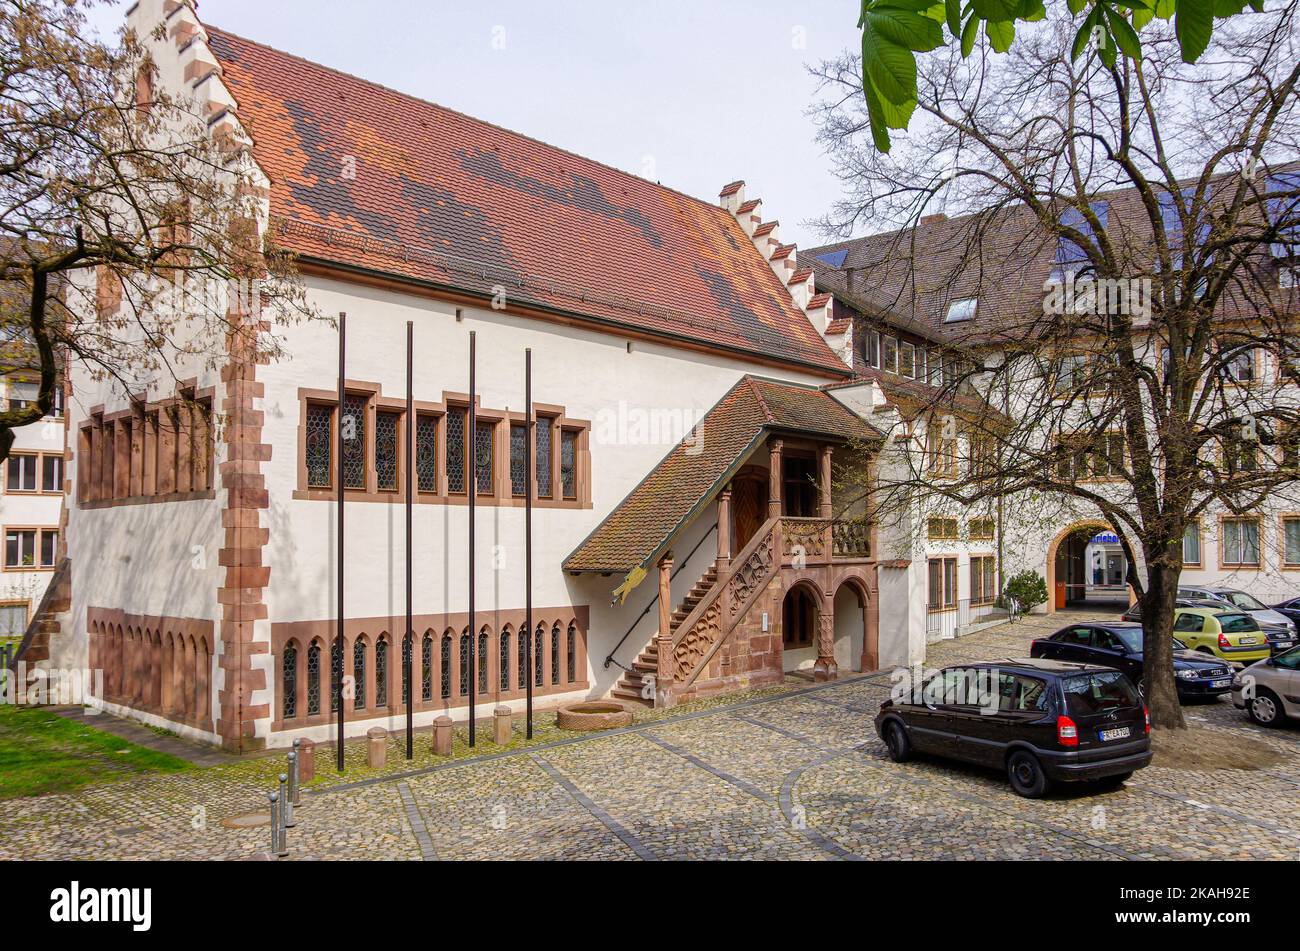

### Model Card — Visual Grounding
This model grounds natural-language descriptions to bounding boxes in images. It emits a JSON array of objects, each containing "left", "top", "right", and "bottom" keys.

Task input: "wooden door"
[{"left": 732, "top": 478, "right": 765, "bottom": 554}]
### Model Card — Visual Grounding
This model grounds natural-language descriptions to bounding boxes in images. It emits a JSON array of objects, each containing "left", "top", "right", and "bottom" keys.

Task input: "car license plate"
[
  {"left": 1277, "top": 641, "right": 1294, "bottom": 649},
  {"left": 1211, "top": 679, "right": 1231, "bottom": 688},
  {"left": 1099, "top": 727, "right": 1131, "bottom": 742},
  {"left": 1240, "top": 637, "right": 1258, "bottom": 645}
]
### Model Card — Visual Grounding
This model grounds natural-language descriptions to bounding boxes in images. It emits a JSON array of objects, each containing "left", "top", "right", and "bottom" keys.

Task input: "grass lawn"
[{"left": 0, "top": 704, "right": 193, "bottom": 799}]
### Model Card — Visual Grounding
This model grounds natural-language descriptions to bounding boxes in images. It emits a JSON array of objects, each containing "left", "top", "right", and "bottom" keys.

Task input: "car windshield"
[
  {"left": 1219, "top": 613, "right": 1260, "bottom": 633},
  {"left": 1062, "top": 671, "right": 1140, "bottom": 716},
  {"left": 1224, "top": 591, "right": 1267, "bottom": 611}
]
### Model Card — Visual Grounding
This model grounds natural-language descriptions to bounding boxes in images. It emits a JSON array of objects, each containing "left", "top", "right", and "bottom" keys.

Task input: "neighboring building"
[
  {"left": 804, "top": 184, "right": 1300, "bottom": 637},
  {"left": 0, "top": 375, "right": 66, "bottom": 642}
]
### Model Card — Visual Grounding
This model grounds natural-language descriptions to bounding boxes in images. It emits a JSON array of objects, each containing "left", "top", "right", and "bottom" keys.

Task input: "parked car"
[
  {"left": 1120, "top": 598, "right": 1224, "bottom": 623},
  {"left": 1176, "top": 586, "right": 1297, "bottom": 650},
  {"left": 1231, "top": 646, "right": 1300, "bottom": 726},
  {"left": 875, "top": 658, "right": 1152, "bottom": 798},
  {"left": 1172, "top": 608, "right": 1272, "bottom": 666},
  {"left": 1269, "top": 597, "right": 1300, "bottom": 645},
  {"left": 1030, "top": 621, "right": 1234, "bottom": 699}
]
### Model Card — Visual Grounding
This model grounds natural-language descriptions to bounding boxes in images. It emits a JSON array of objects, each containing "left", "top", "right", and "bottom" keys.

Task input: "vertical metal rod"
[
  {"left": 467, "top": 331, "right": 477, "bottom": 748},
  {"left": 405, "top": 320, "right": 414, "bottom": 760},
  {"left": 337, "top": 312, "right": 347, "bottom": 773},
  {"left": 525, "top": 348, "right": 534, "bottom": 739},
  {"left": 287, "top": 750, "right": 299, "bottom": 818},
  {"left": 281, "top": 769, "right": 295, "bottom": 828},
  {"left": 268, "top": 792, "right": 280, "bottom": 857},
  {"left": 290, "top": 739, "right": 301, "bottom": 805}
]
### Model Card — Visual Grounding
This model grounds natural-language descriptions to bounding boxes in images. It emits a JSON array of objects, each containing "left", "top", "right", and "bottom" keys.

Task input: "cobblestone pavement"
[{"left": 3, "top": 610, "right": 1299, "bottom": 861}]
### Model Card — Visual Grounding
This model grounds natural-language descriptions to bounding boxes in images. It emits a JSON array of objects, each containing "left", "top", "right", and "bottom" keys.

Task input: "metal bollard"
[
  {"left": 288, "top": 750, "right": 300, "bottom": 810},
  {"left": 290, "top": 740, "right": 302, "bottom": 805},
  {"left": 278, "top": 773, "right": 293, "bottom": 838},
  {"left": 269, "top": 792, "right": 282, "bottom": 857},
  {"left": 283, "top": 762, "right": 297, "bottom": 827}
]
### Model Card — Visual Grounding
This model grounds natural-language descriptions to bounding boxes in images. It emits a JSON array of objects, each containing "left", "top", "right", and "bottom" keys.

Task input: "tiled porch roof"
[{"left": 563, "top": 376, "right": 880, "bottom": 575}]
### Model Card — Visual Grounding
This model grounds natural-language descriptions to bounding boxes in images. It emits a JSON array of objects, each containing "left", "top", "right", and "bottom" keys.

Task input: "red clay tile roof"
[
  {"left": 825, "top": 317, "right": 851, "bottom": 335},
  {"left": 564, "top": 376, "right": 881, "bottom": 574},
  {"left": 204, "top": 28, "right": 847, "bottom": 376}
]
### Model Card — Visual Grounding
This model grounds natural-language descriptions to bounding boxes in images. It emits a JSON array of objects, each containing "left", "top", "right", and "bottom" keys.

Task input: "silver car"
[
  {"left": 1231, "top": 647, "right": 1300, "bottom": 726},
  {"left": 1177, "top": 586, "right": 1297, "bottom": 648}
]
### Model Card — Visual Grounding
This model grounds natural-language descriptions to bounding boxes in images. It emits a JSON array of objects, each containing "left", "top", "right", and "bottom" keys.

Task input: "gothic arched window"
[
  {"left": 282, "top": 641, "right": 298, "bottom": 720},
  {"left": 307, "top": 641, "right": 321, "bottom": 716}
]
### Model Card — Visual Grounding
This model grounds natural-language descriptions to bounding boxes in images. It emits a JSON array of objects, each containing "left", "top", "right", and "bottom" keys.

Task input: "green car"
[{"left": 1172, "top": 608, "right": 1272, "bottom": 665}]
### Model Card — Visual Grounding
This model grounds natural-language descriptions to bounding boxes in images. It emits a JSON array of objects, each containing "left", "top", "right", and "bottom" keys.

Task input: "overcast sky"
[{"left": 85, "top": 0, "right": 860, "bottom": 250}]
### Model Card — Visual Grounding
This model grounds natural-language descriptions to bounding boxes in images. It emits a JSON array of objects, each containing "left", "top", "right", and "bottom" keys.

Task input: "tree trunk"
[{"left": 1140, "top": 562, "right": 1186, "bottom": 730}]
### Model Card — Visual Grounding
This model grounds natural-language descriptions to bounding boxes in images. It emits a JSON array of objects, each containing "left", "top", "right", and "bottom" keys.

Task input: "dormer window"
[{"left": 945, "top": 298, "right": 977, "bottom": 323}]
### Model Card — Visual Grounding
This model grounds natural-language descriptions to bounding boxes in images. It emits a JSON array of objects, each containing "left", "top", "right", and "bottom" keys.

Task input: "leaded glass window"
[
  {"left": 307, "top": 642, "right": 321, "bottom": 715},
  {"left": 509, "top": 423, "right": 527, "bottom": 497},
  {"left": 534, "top": 623, "right": 545, "bottom": 687},
  {"left": 536, "top": 417, "right": 553, "bottom": 497},
  {"left": 401, "top": 635, "right": 411, "bottom": 705},
  {"left": 518, "top": 629, "right": 528, "bottom": 692},
  {"left": 551, "top": 623, "right": 561, "bottom": 685},
  {"left": 331, "top": 638, "right": 342, "bottom": 712},
  {"left": 567, "top": 623, "right": 577, "bottom": 683},
  {"left": 440, "top": 633, "right": 451, "bottom": 699},
  {"left": 376, "top": 411, "right": 399, "bottom": 491},
  {"left": 282, "top": 642, "right": 298, "bottom": 719},
  {"left": 458, "top": 631, "right": 470, "bottom": 697},
  {"left": 560, "top": 429, "right": 577, "bottom": 499},
  {"left": 341, "top": 395, "right": 367, "bottom": 489},
  {"left": 375, "top": 637, "right": 389, "bottom": 706},
  {"left": 421, "top": 634, "right": 433, "bottom": 702},
  {"left": 416, "top": 416, "right": 438, "bottom": 492},
  {"left": 475, "top": 422, "right": 494, "bottom": 495},
  {"left": 446, "top": 408, "right": 466, "bottom": 494},
  {"left": 353, "top": 639, "right": 366, "bottom": 710},
  {"left": 306, "top": 404, "right": 333, "bottom": 488},
  {"left": 478, "top": 629, "right": 489, "bottom": 694},
  {"left": 500, "top": 629, "right": 511, "bottom": 692}
]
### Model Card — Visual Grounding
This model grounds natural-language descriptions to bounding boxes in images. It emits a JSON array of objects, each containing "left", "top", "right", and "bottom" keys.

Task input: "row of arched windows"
[
  {"left": 277, "top": 619, "right": 585, "bottom": 724},
  {"left": 89, "top": 618, "right": 212, "bottom": 727}
]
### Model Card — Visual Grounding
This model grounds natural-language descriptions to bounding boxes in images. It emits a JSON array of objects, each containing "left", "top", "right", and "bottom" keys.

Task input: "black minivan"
[{"left": 874, "top": 658, "right": 1152, "bottom": 798}]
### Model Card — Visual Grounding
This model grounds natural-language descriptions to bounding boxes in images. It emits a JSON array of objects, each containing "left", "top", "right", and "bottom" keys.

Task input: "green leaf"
[
  {"left": 969, "top": 0, "right": 1020, "bottom": 18},
  {"left": 1175, "top": 0, "right": 1213, "bottom": 62},
  {"left": 1154, "top": 0, "right": 1175, "bottom": 16},
  {"left": 1067, "top": 0, "right": 1090, "bottom": 14},
  {"left": 986, "top": 18, "right": 1015, "bottom": 52},
  {"left": 866, "top": 6, "right": 945, "bottom": 50},
  {"left": 862, "top": 21, "right": 920, "bottom": 104},
  {"left": 1019, "top": 0, "right": 1048, "bottom": 20},
  {"left": 1133, "top": 5, "right": 1154, "bottom": 28},
  {"left": 1070, "top": 14, "right": 1094, "bottom": 59},
  {"left": 945, "top": 0, "right": 962, "bottom": 34},
  {"left": 961, "top": 12, "right": 979, "bottom": 55},
  {"left": 1213, "top": 0, "right": 1247, "bottom": 13},
  {"left": 1104, "top": 6, "right": 1143, "bottom": 58},
  {"left": 862, "top": 80, "right": 894, "bottom": 153}
]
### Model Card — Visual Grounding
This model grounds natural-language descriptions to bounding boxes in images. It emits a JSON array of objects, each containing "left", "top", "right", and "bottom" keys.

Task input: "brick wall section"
[{"left": 215, "top": 313, "right": 272, "bottom": 751}]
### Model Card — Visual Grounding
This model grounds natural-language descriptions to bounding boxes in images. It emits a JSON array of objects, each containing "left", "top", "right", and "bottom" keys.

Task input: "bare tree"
[
  {"left": 0, "top": 0, "right": 312, "bottom": 460},
  {"left": 812, "top": 2, "right": 1300, "bottom": 728}
]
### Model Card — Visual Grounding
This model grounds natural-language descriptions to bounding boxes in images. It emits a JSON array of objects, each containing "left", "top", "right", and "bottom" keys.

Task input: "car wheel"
[
  {"left": 884, "top": 720, "right": 912, "bottom": 762},
  {"left": 1248, "top": 689, "right": 1284, "bottom": 727},
  {"left": 1007, "top": 750, "right": 1051, "bottom": 798}
]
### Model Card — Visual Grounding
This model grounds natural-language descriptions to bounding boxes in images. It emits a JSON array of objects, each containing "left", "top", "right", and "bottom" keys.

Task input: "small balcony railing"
[{"left": 779, "top": 517, "right": 871, "bottom": 565}]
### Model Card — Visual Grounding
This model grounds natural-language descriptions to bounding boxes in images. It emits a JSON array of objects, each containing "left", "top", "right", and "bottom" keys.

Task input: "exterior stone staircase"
[{"left": 612, "top": 566, "right": 718, "bottom": 705}]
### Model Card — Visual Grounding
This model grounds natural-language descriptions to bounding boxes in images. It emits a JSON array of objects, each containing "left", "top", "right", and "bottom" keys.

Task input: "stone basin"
[{"left": 555, "top": 701, "right": 634, "bottom": 731}]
